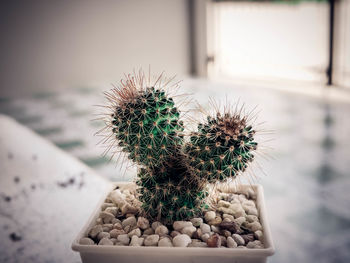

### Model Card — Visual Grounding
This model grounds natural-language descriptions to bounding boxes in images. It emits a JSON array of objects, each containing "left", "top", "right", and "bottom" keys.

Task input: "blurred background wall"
[{"left": 0, "top": 0, "right": 190, "bottom": 97}]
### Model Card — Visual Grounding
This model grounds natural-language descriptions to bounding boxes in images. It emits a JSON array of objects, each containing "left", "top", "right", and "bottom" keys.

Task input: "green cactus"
[
  {"left": 185, "top": 112, "right": 257, "bottom": 183},
  {"left": 110, "top": 84, "right": 184, "bottom": 168},
  {"left": 102, "top": 71, "right": 258, "bottom": 223},
  {"left": 136, "top": 152, "right": 208, "bottom": 223}
]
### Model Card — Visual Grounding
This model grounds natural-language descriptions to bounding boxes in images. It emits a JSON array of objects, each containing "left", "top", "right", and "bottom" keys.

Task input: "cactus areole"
[{"left": 102, "top": 70, "right": 258, "bottom": 224}]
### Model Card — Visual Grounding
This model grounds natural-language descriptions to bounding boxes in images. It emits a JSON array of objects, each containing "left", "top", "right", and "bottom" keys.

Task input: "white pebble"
[
  {"left": 101, "top": 202, "right": 115, "bottom": 210},
  {"left": 152, "top": 221, "right": 163, "bottom": 230},
  {"left": 200, "top": 223, "right": 211, "bottom": 234},
  {"left": 247, "top": 240, "right": 263, "bottom": 248},
  {"left": 254, "top": 230, "right": 263, "bottom": 240},
  {"left": 173, "top": 221, "right": 193, "bottom": 231},
  {"left": 201, "top": 233, "right": 210, "bottom": 242},
  {"left": 223, "top": 214, "right": 234, "bottom": 221},
  {"left": 227, "top": 237, "right": 238, "bottom": 248},
  {"left": 97, "top": 232, "right": 110, "bottom": 241},
  {"left": 234, "top": 217, "right": 246, "bottom": 225},
  {"left": 211, "top": 225, "right": 220, "bottom": 233},
  {"left": 190, "top": 218, "right": 203, "bottom": 227},
  {"left": 143, "top": 228, "right": 154, "bottom": 235},
  {"left": 181, "top": 226, "right": 196, "bottom": 237},
  {"left": 102, "top": 224, "right": 113, "bottom": 232},
  {"left": 109, "top": 229, "right": 125, "bottom": 238},
  {"left": 109, "top": 189, "right": 126, "bottom": 207},
  {"left": 117, "top": 234, "right": 130, "bottom": 245},
  {"left": 189, "top": 240, "right": 207, "bottom": 247},
  {"left": 158, "top": 237, "right": 173, "bottom": 247},
  {"left": 105, "top": 207, "right": 118, "bottom": 216},
  {"left": 247, "top": 221, "right": 262, "bottom": 232},
  {"left": 173, "top": 234, "right": 191, "bottom": 247},
  {"left": 204, "top": 211, "right": 216, "bottom": 222},
  {"left": 144, "top": 234, "right": 160, "bottom": 246},
  {"left": 232, "top": 234, "right": 245, "bottom": 246},
  {"left": 130, "top": 236, "right": 144, "bottom": 246},
  {"left": 218, "top": 200, "right": 231, "bottom": 208},
  {"left": 121, "top": 203, "right": 138, "bottom": 215},
  {"left": 80, "top": 237, "right": 94, "bottom": 245},
  {"left": 100, "top": 211, "right": 115, "bottom": 224},
  {"left": 247, "top": 207, "right": 258, "bottom": 216},
  {"left": 122, "top": 216, "right": 136, "bottom": 228},
  {"left": 89, "top": 225, "right": 103, "bottom": 238},
  {"left": 155, "top": 225, "right": 169, "bottom": 236},
  {"left": 98, "top": 238, "right": 113, "bottom": 246},
  {"left": 128, "top": 228, "right": 141, "bottom": 238},
  {"left": 246, "top": 215, "right": 258, "bottom": 223},
  {"left": 137, "top": 217, "right": 150, "bottom": 230}
]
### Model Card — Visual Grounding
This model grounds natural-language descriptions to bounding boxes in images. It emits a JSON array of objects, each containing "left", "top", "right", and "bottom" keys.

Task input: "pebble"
[
  {"left": 80, "top": 237, "right": 95, "bottom": 245},
  {"left": 130, "top": 236, "right": 144, "bottom": 246},
  {"left": 189, "top": 240, "right": 207, "bottom": 247},
  {"left": 89, "top": 225, "right": 103, "bottom": 238},
  {"left": 222, "top": 230, "right": 231, "bottom": 238},
  {"left": 254, "top": 230, "right": 263, "bottom": 240},
  {"left": 232, "top": 234, "right": 245, "bottom": 246},
  {"left": 155, "top": 225, "right": 169, "bottom": 236},
  {"left": 181, "top": 226, "right": 196, "bottom": 237},
  {"left": 152, "top": 221, "right": 163, "bottom": 231},
  {"left": 246, "top": 221, "right": 262, "bottom": 232},
  {"left": 200, "top": 223, "right": 211, "bottom": 234},
  {"left": 144, "top": 234, "right": 160, "bottom": 246},
  {"left": 110, "top": 229, "right": 125, "bottom": 238},
  {"left": 234, "top": 217, "right": 246, "bottom": 225},
  {"left": 219, "top": 221, "right": 239, "bottom": 233},
  {"left": 97, "top": 232, "right": 110, "bottom": 241},
  {"left": 247, "top": 207, "right": 258, "bottom": 216},
  {"left": 128, "top": 228, "right": 141, "bottom": 238},
  {"left": 201, "top": 233, "right": 210, "bottom": 242},
  {"left": 218, "top": 200, "right": 231, "bottom": 208},
  {"left": 204, "top": 211, "right": 216, "bottom": 222},
  {"left": 207, "top": 233, "right": 221, "bottom": 247},
  {"left": 96, "top": 218, "right": 103, "bottom": 225},
  {"left": 137, "top": 217, "right": 150, "bottom": 230},
  {"left": 223, "top": 214, "right": 234, "bottom": 221},
  {"left": 122, "top": 216, "right": 136, "bottom": 228},
  {"left": 102, "top": 224, "right": 113, "bottom": 232},
  {"left": 100, "top": 211, "right": 115, "bottom": 224},
  {"left": 230, "top": 203, "right": 246, "bottom": 218},
  {"left": 247, "top": 240, "right": 263, "bottom": 249},
  {"left": 121, "top": 203, "right": 139, "bottom": 215},
  {"left": 143, "top": 228, "right": 154, "bottom": 235},
  {"left": 227, "top": 237, "right": 238, "bottom": 248},
  {"left": 190, "top": 217, "right": 203, "bottom": 227},
  {"left": 173, "top": 221, "right": 193, "bottom": 231},
  {"left": 105, "top": 207, "right": 118, "bottom": 216},
  {"left": 158, "top": 237, "right": 173, "bottom": 247},
  {"left": 109, "top": 189, "right": 126, "bottom": 207},
  {"left": 170, "top": 231, "right": 181, "bottom": 238},
  {"left": 173, "top": 234, "right": 191, "bottom": 247},
  {"left": 211, "top": 225, "right": 220, "bottom": 233},
  {"left": 113, "top": 222, "right": 123, "bottom": 230},
  {"left": 246, "top": 215, "right": 259, "bottom": 223},
  {"left": 241, "top": 234, "right": 255, "bottom": 244},
  {"left": 98, "top": 238, "right": 113, "bottom": 246},
  {"left": 208, "top": 216, "right": 222, "bottom": 226},
  {"left": 117, "top": 234, "right": 130, "bottom": 245},
  {"left": 101, "top": 202, "right": 115, "bottom": 210}
]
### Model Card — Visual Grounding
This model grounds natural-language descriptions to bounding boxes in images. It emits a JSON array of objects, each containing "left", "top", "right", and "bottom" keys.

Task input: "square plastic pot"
[{"left": 72, "top": 182, "right": 275, "bottom": 263}]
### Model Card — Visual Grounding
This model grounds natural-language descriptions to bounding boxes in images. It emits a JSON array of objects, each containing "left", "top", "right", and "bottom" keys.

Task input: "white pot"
[{"left": 72, "top": 182, "right": 275, "bottom": 263}]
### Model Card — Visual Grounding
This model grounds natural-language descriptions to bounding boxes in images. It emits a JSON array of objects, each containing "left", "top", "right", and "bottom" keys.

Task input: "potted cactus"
[{"left": 72, "top": 70, "right": 275, "bottom": 263}]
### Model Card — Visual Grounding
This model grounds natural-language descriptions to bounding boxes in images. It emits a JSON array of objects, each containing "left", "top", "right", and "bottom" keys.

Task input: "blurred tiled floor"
[{"left": 0, "top": 78, "right": 350, "bottom": 262}]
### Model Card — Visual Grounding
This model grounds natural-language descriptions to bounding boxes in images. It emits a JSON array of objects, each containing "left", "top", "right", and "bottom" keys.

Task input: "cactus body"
[
  {"left": 111, "top": 86, "right": 184, "bottom": 168},
  {"left": 186, "top": 113, "right": 257, "bottom": 183}
]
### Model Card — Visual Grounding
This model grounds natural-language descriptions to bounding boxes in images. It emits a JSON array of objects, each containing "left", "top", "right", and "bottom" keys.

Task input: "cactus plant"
[
  {"left": 185, "top": 112, "right": 258, "bottom": 183},
  {"left": 100, "top": 70, "right": 258, "bottom": 224}
]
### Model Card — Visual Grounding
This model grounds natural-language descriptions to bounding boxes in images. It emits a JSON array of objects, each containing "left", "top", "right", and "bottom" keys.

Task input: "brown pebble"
[
  {"left": 219, "top": 221, "right": 239, "bottom": 233},
  {"left": 241, "top": 233, "right": 255, "bottom": 243},
  {"left": 206, "top": 233, "right": 221, "bottom": 248}
]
